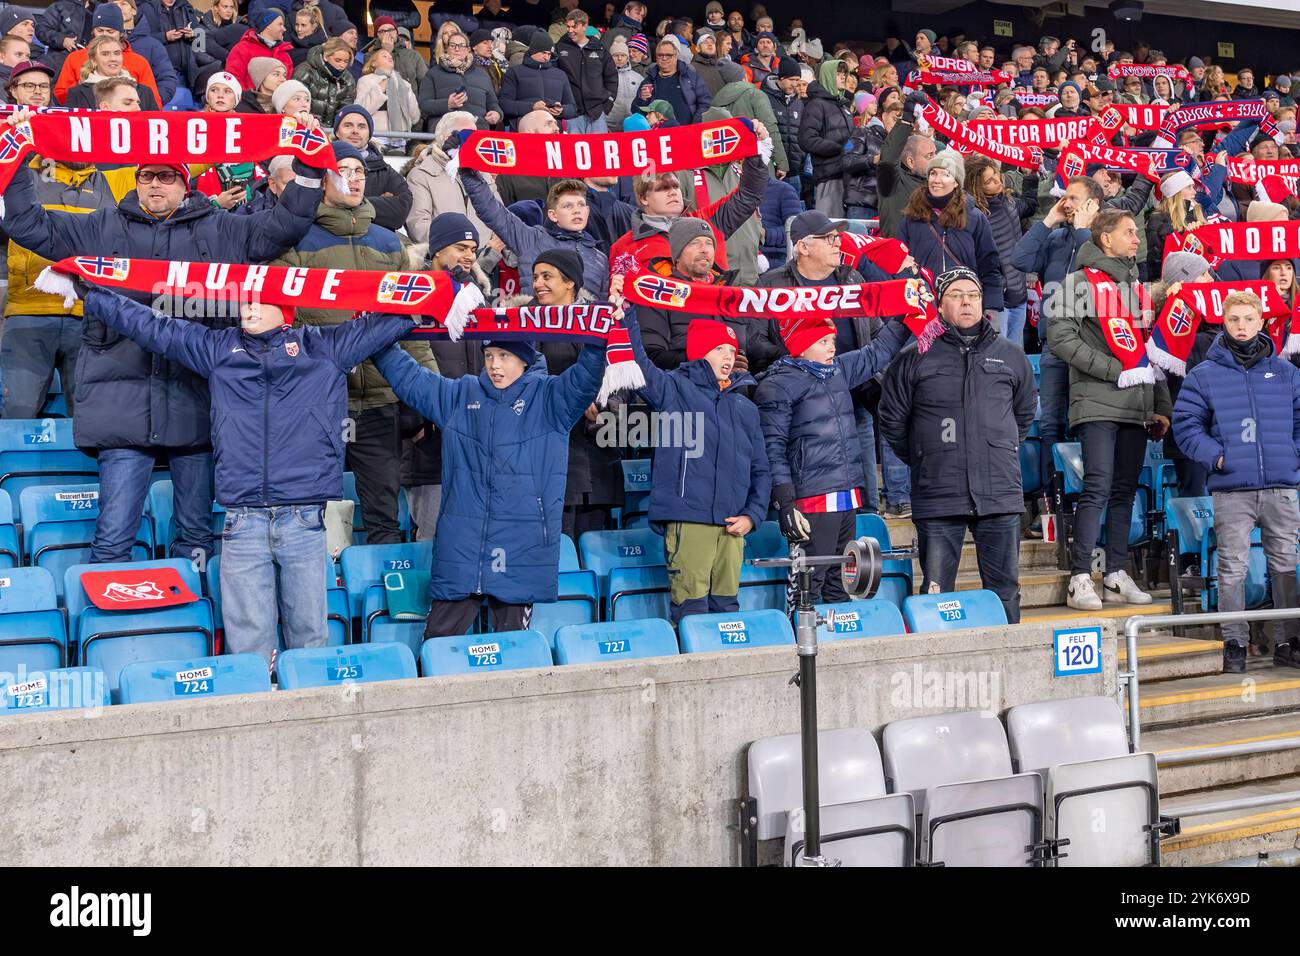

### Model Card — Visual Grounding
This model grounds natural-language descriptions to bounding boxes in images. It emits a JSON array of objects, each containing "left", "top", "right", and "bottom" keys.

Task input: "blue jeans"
[
  {"left": 915, "top": 513, "right": 1023, "bottom": 623},
  {"left": 1038, "top": 342, "right": 1070, "bottom": 483},
  {"left": 0, "top": 314, "right": 80, "bottom": 419},
  {"left": 854, "top": 404, "right": 880, "bottom": 512},
  {"left": 879, "top": 435, "right": 911, "bottom": 506},
  {"left": 93, "top": 447, "right": 213, "bottom": 564},
  {"left": 220, "top": 504, "right": 328, "bottom": 664},
  {"left": 567, "top": 114, "right": 608, "bottom": 134},
  {"left": 999, "top": 303, "right": 1027, "bottom": 349}
]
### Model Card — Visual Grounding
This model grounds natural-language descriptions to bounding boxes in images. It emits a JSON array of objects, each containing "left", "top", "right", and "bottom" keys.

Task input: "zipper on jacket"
[
  {"left": 537, "top": 496, "right": 549, "bottom": 545},
  {"left": 678, "top": 450, "right": 688, "bottom": 499},
  {"left": 261, "top": 344, "right": 271, "bottom": 505},
  {"left": 475, "top": 402, "right": 494, "bottom": 595},
  {"left": 1245, "top": 364, "right": 1264, "bottom": 481}
]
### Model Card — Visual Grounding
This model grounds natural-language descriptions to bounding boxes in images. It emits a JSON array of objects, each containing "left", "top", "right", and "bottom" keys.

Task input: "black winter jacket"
[
  {"left": 797, "top": 80, "right": 855, "bottom": 185},
  {"left": 761, "top": 77, "right": 804, "bottom": 173},
  {"left": 553, "top": 36, "right": 617, "bottom": 119},
  {"left": 843, "top": 118, "right": 887, "bottom": 210}
]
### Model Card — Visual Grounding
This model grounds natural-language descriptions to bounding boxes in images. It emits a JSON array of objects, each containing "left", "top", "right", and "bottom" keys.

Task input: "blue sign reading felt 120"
[{"left": 1053, "top": 626, "right": 1103, "bottom": 677}]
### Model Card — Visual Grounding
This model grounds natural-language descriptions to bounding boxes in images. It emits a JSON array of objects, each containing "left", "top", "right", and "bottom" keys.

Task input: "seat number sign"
[
  {"left": 468, "top": 642, "right": 501, "bottom": 667},
  {"left": 936, "top": 600, "right": 965, "bottom": 623},
  {"left": 174, "top": 666, "right": 214, "bottom": 696},
  {"left": 1054, "top": 626, "right": 1102, "bottom": 676},
  {"left": 718, "top": 621, "right": 749, "bottom": 644}
]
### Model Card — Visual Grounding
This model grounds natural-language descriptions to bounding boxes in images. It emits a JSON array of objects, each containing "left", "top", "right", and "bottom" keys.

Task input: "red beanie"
[
  {"left": 780, "top": 316, "right": 836, "bottom": 359},
  {"left": 686, "top": 319, "right": 737, "bottom": 361}
]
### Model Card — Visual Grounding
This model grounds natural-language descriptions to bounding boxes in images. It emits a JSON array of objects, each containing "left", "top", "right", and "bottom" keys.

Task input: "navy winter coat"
[
  {"left": 754, "top": 322, "right": 910, "bottom": 497},
  {"left": 374, "top": 341, "right": 605, "bottom": 604},
  {"left": 84, "top": 288, "right": 413, "bottom": 506},
  {"left": 896, "top": 197, "right": 1006, "bottom": 311},
  {"left": 637, "top": 63, "right": 711, "bottom": 124},
  {"left": 1173, "top": 334, "right": 1300, "bottom": 492},
  {"left": 759, "top": 176, "right": 803, "bottom": 267},
  {"left": 879, "top": 320, "right": 1038, "bottom": 519},
  {"left": 127, "top": 21, "right": 179, "bottom": 104},
  {"left": 498, "top": 58, "right": 577, "bottom": 126},
  {"left": 624, "top": 307, "right": 770, "bottom": 531},
  {"left": 0, "top": 162, "right": 319, "bottom": 452}
]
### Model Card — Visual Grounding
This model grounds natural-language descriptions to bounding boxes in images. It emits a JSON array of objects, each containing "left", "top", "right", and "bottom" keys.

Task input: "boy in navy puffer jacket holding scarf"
[
  {"left": 619, "top": 304, "right": 771, "bottom": 623},
  {"left": 1174, "top": 290, "right": 1300, "bottom": 674}
]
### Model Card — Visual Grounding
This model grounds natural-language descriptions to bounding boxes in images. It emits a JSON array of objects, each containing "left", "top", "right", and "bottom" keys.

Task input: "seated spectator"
[
  {"left": 236, "top": 56, "right": 287, "bottom": 113},
  {"left": 271, "top": 77, "right": 314, "bottom": 122},
  {"left": 292, "top": 36, "right": 357, "bottom": 125},
  {"left": 355, "top": 47, "right": 419, "bottom": 141},
  {"left": 404, "top": 111, "right": 501, "bottom": 248},
  {"left": 896, "top": 150, "right": 1004, "bottom": 313},
  {"left": 64, "top": 37, "right": 160, "bottom": 110},
  {"left": 3, "top": 58, "right": 52, "bottom": 110},
  {"left": 116, "top": 0, "right": 179, "bottom": 106},
  {"left": 0, "top": 9, "right": 43, "bottom": 63},
  {"left": 876, "top": 88, "right": 935, "bottom": 237},
  {"left": 332, "top": 105, "right": 413, "bottom": 232},
  {"left": 1173, "top": 290, "right": 1300, "bottom": 672},
  {"left": 843, "top": 93, "right": 898, "bottom": 220},
  {"left": 419, "top": 27, "right": 502, "bottom": 129},
  {"left": 203, "top": 70, "right": 240, "bottom": 113},
  {"left": 880, "top": 268, "right": 1037, "bottom": 623},
  {"left": 225, "top": 7, "right": 294, "bottom": 92},
  {"left": 54, "top": 4, "right": 162, "bottom": 106},
  {"left": 289, "top": 5, "right": 327, "bottom": 67},
  {"left": 498, "top": 31, "right": 576, "bottom": 129},
  {"left": 0, "top": 36, "right": 31, "bottom": 101},
  {"left": 1146, "top": 170, "right": 1208, "bottom": 278}
]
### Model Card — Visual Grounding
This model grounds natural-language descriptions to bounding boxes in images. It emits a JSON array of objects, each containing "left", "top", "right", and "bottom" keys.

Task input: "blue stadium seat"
[
  {"left": 65, "top": 559, "right": 214, "bottom": 701},
  {"left": 1020, "top": 438, "right": 1044, "bottom": 496},
  {"left": 1053, "top": 442, "right": 1085, "bottom": 497},
  {"left": 554, "top": 618, "right": 680, "bottom": 663},
  {"left": 903, "top": 590, "right": 1008, "bottom": 632},
  {"left": 276, "top": 643, "right": 417, "bottom": 689},
  {"left": 578, "top": 528, "right": 665, "bottom": 599},
  {"left": 530, "top": 570, "right": 599, "bottom": 646},
  {"left": 360, "top": 584, "right": 428, "bottom": 656},
  {"left": 397, "top": 486, "right": 412, "bottom": 540},
  {"left": 559, "top": 533, "right": 580, "bottom": 572},
  {"left": 342, "top": 471, "right": 368, "bottom": 544},
  {"left": 118, "top": 653, "right": 271, "bottom": 704},
  {"left": 0, "top": 567, "right": 68, "bottom": 672},
  {"left": 817, "top": 599, "right": 907, "bottom": 641},
  {"left": 679, "top": 609, "right": 795, "bottom": 652},
  {"left": 21, "top": 485, "right": 150, "bottom": 598},
  {"left": 419, "top": 630, "right": 552, "bottom": 676},
  {"left": 0, "top": 666, "right": 109, "bottom": 714},
  {"left": 742, "top": 520, "right": 788, "bottom": 560},
  {"left": 0, "top": 419, "right": 97, "bottom": 502},
  {"left": 0, "top": 490, "right": 20, "bottom": 569},
  {"left": 737, "top": 562, "right": 787, "bottom": 611},
  {"left": 620, "top": 458, "right": 652, "bottom": 528},
  {"left": 340, "top": 540, "right": 434, "bottom": 619},
  {"left": 609, "top": 564, "right": 670, "bottom": 621},
  {"left": 146, "top": 480, "right": 174, "bottom": 557},
  {"left": 1165, "top": 496, "right": 1268, "bottom": 613},
  {"left": 1139, "top": 440, "right": 1178, "bottom": 515}
]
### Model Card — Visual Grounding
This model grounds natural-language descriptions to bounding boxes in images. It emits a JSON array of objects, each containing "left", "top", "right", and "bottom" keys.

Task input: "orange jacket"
[{"left": 55, "top": 42, "right": 161, "bottom": 106}]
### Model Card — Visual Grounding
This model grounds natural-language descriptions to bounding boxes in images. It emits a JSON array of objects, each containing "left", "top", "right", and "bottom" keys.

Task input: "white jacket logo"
[{"left": 512, "top": 399, "right": 526, "bottom": 415}]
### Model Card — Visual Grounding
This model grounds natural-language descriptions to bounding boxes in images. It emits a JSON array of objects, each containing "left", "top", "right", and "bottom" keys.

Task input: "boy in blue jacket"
[
  {"left": 65, "top": 279, "right": 418, "bottom": 667},
  {"left": 372, "top": 329, "right": 606, "bottom": 638},
  {"left": 1173, "top": 290, "right": 1300, "bottom": 673},
  {"left": 620, "top": 306, "right": 771, "bottom": 622}
]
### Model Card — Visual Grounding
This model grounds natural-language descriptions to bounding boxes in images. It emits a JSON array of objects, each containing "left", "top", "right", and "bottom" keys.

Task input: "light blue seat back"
[
  {"left": 419, "top": 630, "right": 552, "bottom": 676},
  {"left": 554, "top": 618, "right": 679, "bottom": 664},
  {"left": 277, "top": 642, "right": 417, "bottom": 689},
  {"left": 118, "top": 653, "right": 271, "bottom": 703},
  {"left": 679, "top": 609, "right": 795, "bottom": 652},
  {"left": 903, "top": 590, "right": 1008, "bottom": 632}
]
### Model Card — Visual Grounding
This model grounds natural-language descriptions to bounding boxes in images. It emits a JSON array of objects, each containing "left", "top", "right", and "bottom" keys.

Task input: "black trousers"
[
  {"left": 425, "top": 596, "right": 533, "bottom": 638},
  {"left": 346, "top": 404, "right": 403, "bottom": 545},
  {"left": 788, "top": 510, "right": 858, "bottom": 607},
  {"left": 1071, "top": 421, "right": 1147, "bottom": 576}
]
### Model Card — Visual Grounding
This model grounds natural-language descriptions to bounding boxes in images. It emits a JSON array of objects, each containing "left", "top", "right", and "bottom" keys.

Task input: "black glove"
[
  {"left": 69, "top": 273, "right": 93, "bottom": 301},
  {"left": 904, "top": 88, "right": 929, "bottom": 114},
  {"left": 773, "top": 483, "right": 811, "bottom": 544},
  {"left": 290, "top": 156, "right": 323, "bottom": 181}
]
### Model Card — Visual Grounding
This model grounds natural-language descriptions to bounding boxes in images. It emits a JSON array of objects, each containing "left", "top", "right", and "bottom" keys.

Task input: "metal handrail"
[
  {"left": 1122, "top": 607, "right": 1300, "bottom": 752},
  {"left": 1157, "top": 736, "right": 1300, "bottom": 765}
]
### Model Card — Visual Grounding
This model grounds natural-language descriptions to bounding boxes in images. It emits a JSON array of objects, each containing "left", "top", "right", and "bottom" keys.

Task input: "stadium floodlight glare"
[{"left": 1110, "top": 0, "right": 1144, "bottom": 20}]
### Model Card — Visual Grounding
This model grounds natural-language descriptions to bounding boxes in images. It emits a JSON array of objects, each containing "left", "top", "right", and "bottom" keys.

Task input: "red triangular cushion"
[{"left": 80, "top": 567, "right": 198, "bottom": 610}]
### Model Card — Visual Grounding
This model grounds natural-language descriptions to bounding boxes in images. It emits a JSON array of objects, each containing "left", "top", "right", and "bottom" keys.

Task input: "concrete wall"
[{"left": 0, "top": 620, "right": 1116, "bottom": 866}]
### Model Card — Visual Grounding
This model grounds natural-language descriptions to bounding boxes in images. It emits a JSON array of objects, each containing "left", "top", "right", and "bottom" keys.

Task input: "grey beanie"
[
  {"left": 927, "top": 149, "right": 966, "bottom": 186},
  {"left": 1162, "top": 250, "right": 1212, "bottom": 285}
]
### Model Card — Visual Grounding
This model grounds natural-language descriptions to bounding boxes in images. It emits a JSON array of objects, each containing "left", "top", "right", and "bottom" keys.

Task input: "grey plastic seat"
[
  {"left": 1048, "top": 753, "right": 1161, "bottom": 867},
  {"left": 1006, "top": 696, "right": 1129, "bottom": 776},
  {"left": 925, "top": 773, "right": 1044, "bottom": 866},
  {"left": 881, "top": 710, "right": 1013, "bottom": 817},
  {"left": 785, "top": 794, "right": 915, "bottom": 867}
]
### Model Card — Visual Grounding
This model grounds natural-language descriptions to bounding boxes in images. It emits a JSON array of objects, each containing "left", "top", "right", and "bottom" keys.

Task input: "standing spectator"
[
  {"left": 763, "top": 57, "right": 805, "bottom": 188},
  {"left": 54, "top": 6, "right": 162, "bottom": 105},
  {"left": 554, "top": 8, "right": 617, "bottom": 133},
  {"left": 712, "top": 65, "right": 790, "bottom": 178},
  {"left": 627, "top": 33, "right": 652, "bottom": 75},
  {"left": 468, "top": 29, "right": 504, "bottom": 93},
  {"left": 966, "top": 156, "right": 1039, "bottom": 347},
  {"left": 875, "top": 88, "right": 934, "bottom": 237},
  {"left": 332, "top": 105, "right": 413, "bottom": 232},
  {"left": 690, "top": 28, "right": 729, "bottom": 96},
  {"left": 798, "top": 59, "right": 855, "bottom": 218},
  {"left": 235, "top": 56, "right": 286, "bottom": 113},
  {"left": 274, "top": 142, "right": 438, "bottom": 546},
  {"left": 224, "top": 7, "right": 294, "bottom": 92},
  {"left": 758, "top": 169, "right": 802, "bottom": 270},
  {"left": 896, "top": 151, "right": 1004, "bottom": 312},
  {"left": 419, "top": 28, "right": 502, "bottom": 129},
  {"left": 1054, "top": 208, "right": 1170, "bottom": 610},
  {"left": 880, "top": 268, "right": 1038, "bottom": 623},
  {"left": 843, "top": 93, "right": 899, "bottom": 219},
  {"left": 1173, "top": 290, "right": 1300, "bottom": 672},
  {"left": 498, "top": 31, "right": 575, "bottom": 128},
  {"left": 1146, "top": 170, "right": 1208, "bottom": 278},
  {"left": 355, "top": 48, "right": 420, "bottom": 141},
  {"left": 604, "top": 1, "right": 647, "bottom": 47},
  {"left": 404, "top": 111, "right": 501, "bottom": 248},
  {"left": 1233, "top": 67, "right": 1259, "bottom": 99},
  {"left": 292, "top": 36, "right": 357, "bottom": 125},
  {"left": 607, "top": 35, "right": 641, "bottom": 130},
  {"left": 635, "top": 37, "right": 710, "bottom": 124},
  {"left": 740, "top": 30, "right": 781, "bottom": 87}
]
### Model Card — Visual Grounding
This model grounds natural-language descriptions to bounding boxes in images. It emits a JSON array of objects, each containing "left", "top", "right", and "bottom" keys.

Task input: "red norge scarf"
[
  {"left": 965, "top": 115, "right": 1103, "bottom": 148},
  {"left": 1086, "top": 268, "right": 1155, "bottom": 387},
  {"left": 1225, "top": 157, "right": 1300, "bottom": 186},
  {"left": 33, "top": 258, "right": 645, "bottom": 403},
  {"left": 1157, "top": 100, "right": 1268, "bottom": 136},
  {"left": 1147, "top": 281, "right": 1295, "bottom": 375},
  {"left": 448, "top": 119, "right": 763, "bottom": 178},
  {"left": 1108, "top": 62, "right": 1192, "bottom": 85},
  {"left": 921, "top": 98, "right": 1041, "bottom": 170},
  {"left": 1188, "top": 220, "right": 1300, "bottom": 261},
  {"left": 0, "top": 112, "right": 339, "bottom": 192}
]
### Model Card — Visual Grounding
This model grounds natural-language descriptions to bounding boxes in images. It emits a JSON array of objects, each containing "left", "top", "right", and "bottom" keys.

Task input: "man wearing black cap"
[
  {"left": 498, "top": 30, "right": 576, "bottom": 128},
  {"left": 274, "top": 141, "right": 439, "bottom": 546},
  {"left": 879, "top": 268, "right": 1038, "bottom": 624},
  {"left": 468, "top": 28, "right": 504, "bottom": 92},
  {"left": 740, "top": 30, "right": 782, "bottom": 88}
]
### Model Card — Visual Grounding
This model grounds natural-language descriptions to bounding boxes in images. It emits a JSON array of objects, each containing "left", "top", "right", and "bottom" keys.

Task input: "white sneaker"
[
  {"left": 1104, "top": 570, "right": 1153, "bottom": 605},
  {"left": 1067, "top": 573, "right": 1103, "bottom": 611}
]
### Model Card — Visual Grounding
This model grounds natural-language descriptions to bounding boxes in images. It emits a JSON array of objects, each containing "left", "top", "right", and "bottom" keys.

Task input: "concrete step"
[
  {"left": 953, "top": 569, "right": 1070, "bottom": 608},
  {"left": 906, "top": 539, "right": 1058, "bottom": 577},
  {"left": 1148, "top": 713, "right": 1300, "bottom": 795},
  {"left": 1159, "top": 776, "right": 1300, "bottom": 866},
  {"left": 1124, "top": 635, "right": 1224, "bottom": 682},
  {"left": 1136, "top": 659, "right": 1300, "bottom": 730}
]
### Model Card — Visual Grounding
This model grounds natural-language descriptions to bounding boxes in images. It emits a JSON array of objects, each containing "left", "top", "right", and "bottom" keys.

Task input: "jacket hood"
[
  {"left": 315, "top": 200, "right": 377, "bottom": 236},
  {"left": 1075, "top": 239, "right": 1138, "bottom": 283},
  {"left": 681, "top": 356, "right": 756, "bottom": 390},
  {"left": 816, "top": 60, "right": 843, "bottom": 98}
]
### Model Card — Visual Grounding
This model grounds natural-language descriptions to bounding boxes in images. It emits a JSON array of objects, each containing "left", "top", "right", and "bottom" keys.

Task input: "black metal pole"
[{"left": 795, "top": 565, "right": 820, "bottom": 861}]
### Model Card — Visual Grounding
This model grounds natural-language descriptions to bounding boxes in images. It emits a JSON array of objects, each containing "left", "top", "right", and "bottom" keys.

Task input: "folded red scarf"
[
  {"left": 1189, "top": 220, "right": 1300, "bottom": 260},
  {"left": 922, "top": 99, "right": 1041, "bottom": 170},
  {"left": 912, "top": 65, "right": 1015, "bottom": 87},
  {"left": 1086, "top": 268, "right": 1154, "bottom": 387},
  {"left": 839, "top": 232, "right": 910, "bottom": 276},
  {"left": 450, "top": 119, "right": 760, "bottom": 177},
  {"left": 1014, "top": 93, "right": 1060, "bottom": 107},
  {"left": 0, "top": 112, "right": 337, "bottom": 193},
  {"left": 1056, "top": 141, "right": 1189, "bottom": 189},
  {"left": 1148, "top": 281, "right": 1294, "bottom": 375},
  {"left": 1158, "top": 100, "right": 1267, "bottom": 135},
  {"left": 966, "top": 115, "right": 1101, "bottom": 148},
  {"left": 1108, "top": 62, "right": 1192, "bottom": 85},
  {"left": 1095, "top": 103, "right": 1170, "bottom": 134}
]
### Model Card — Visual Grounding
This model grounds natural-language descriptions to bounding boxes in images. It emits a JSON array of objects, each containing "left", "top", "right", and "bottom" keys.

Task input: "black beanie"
[{"left": 533, "top": 248, "right": 584, "bottom": 287}]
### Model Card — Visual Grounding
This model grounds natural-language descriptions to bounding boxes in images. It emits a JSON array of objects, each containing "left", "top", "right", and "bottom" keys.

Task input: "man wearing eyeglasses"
[
  {"left": 0, "top": 106, "right": 324, "bottom": 567},
  {"left": 273, "top": 141, "right": 439, "bottom": 547},
  {"left": 879, "top": 268, "right": 1038, "bottom": 624}
]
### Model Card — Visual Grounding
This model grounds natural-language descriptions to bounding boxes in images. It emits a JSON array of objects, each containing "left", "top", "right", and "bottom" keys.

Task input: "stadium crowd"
[{"left": 2, "top": 0, "right": 1300, "bottom": 675}]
